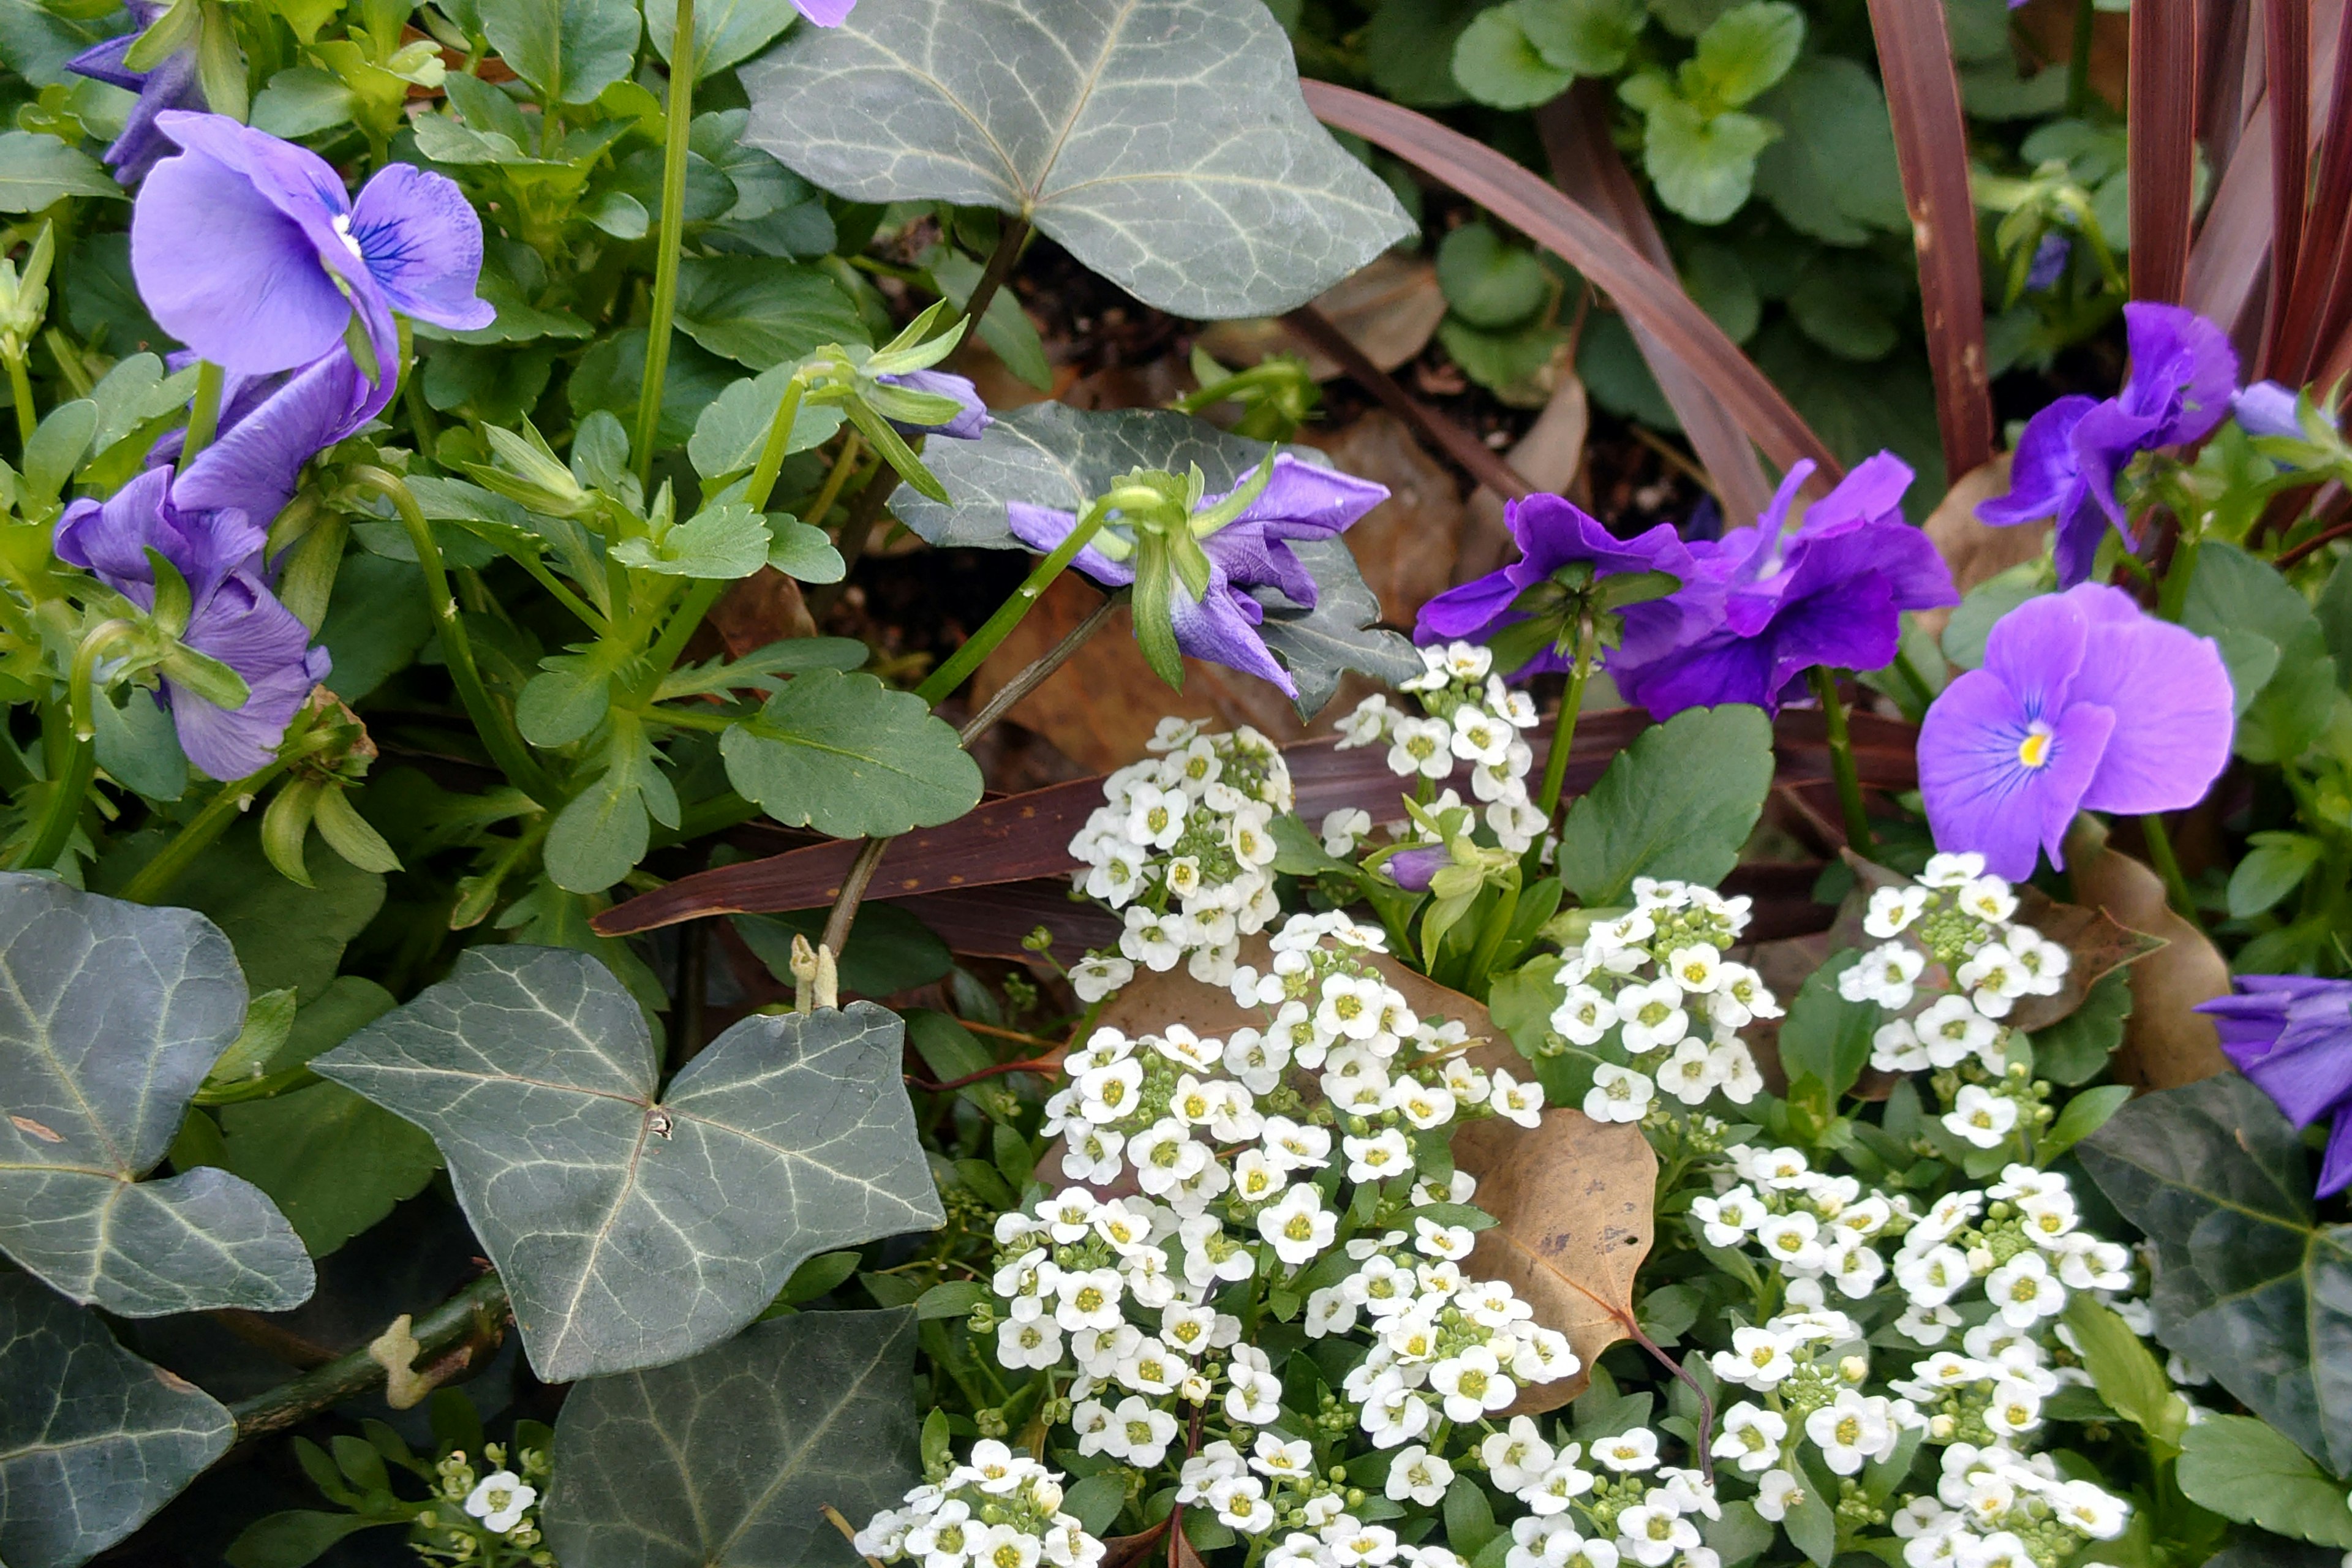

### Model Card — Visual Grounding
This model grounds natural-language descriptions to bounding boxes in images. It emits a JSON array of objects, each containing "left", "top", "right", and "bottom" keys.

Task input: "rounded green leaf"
[
  {"left": 1451, "top": 6, "right": 1573, "bottom": 110},
  {"left": 1436, "top": 222, "right": 1553, "bottom": 330},
  {"left": 721, "top": 669, "right": 984, "bottom": 838}
]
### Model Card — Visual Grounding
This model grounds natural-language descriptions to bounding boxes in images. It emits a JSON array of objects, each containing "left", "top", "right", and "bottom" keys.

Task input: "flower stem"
[
  {"left": 2065, "top": 0, "right": 2097, "bottom": 117},
  {"left": 805, "top": 430, "right": 864, "bottom": 524},
  {"left": 632, "top": 0, "right": 696, "bottom": 490},
  {"left": 916, "top": 505, "right": 1115, "bottom": 706},
  {"left": 350, "top": 465, "right": 559, "bottom": 805},
  {"left": 645, "top": 576, "right": 726, "bottom": 674},
  {"left": 182, "top": 360, "right": 226, "bottom": 463},
  {"left": 742, "top": 372, "right": 807, "bottom": 514},
  {"left": 1462, "top": 877, "right": 1521, "bottom": 995},
  {"left": 119, "top": 758, "right": 298, "bottom": 903},
  {"left": 2154, "top": 534, "right": 2200, "bottom": 623},
  {"left": 2139, "top": 810, "right": 2206, "bottom": 930},
  {"left": 1534, "top": 624, "right": 1599, "bottom": 830},
  {"left": 4, "top": 351, "right": 34, "bottom": 451},
  {"left": 1808, "top": 665, "right": 1876, "bottom": 859},
  {"left": 15, "top": 712, "right": 94, "bottom": 872}
]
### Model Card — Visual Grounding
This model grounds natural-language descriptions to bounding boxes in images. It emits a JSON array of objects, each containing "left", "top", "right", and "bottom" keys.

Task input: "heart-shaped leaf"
[
  {"left": 545, "top": 1308, "right": 921, "bottom": 1567},
  {"left": 0, "top": 1270, "right": 235, "bottom": 1568},
  {"left": 742, "top": 0, "right": 1412, "bottom": 320},
  {"left": 0, "top": 875, "right": 313, "bottom": 1316},
  {"left": 720, "top": 668, "right": 984, "bottom": 839},
  {"left": 312, "top": 948, "right": 944, "bottom": 1381}
]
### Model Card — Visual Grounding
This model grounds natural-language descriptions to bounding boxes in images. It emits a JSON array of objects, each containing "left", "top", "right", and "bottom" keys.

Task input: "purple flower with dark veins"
[
  {"left": 1611, "top": 453, "right": 1956, "bottom": 718},
  {"left": 165, "top": 345, "right": 395, "bottom": 530},
  {"left": 130, "top": 111, "right": 492, "bottom": 377},
  {"left": 2199, "top": 976, "right": 2352, "bottom": 1196},
  {"left": 1915, "top": 583, "right": 2233, "bottom": 881},
  {"left": 1978, "top": 303, "right": 2239, "bottom": 586},
  {"left": 66, "top": 1, "right": 205, "bottom": 184},
  {"left": 54, "top": 466, "right": 330, "bottom": 780}
]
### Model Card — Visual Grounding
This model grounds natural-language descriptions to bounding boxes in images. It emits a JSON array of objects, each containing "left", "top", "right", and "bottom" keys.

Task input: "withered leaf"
[{"left": 2063, "top": 820, "right": 2231, "bottom": 1091}]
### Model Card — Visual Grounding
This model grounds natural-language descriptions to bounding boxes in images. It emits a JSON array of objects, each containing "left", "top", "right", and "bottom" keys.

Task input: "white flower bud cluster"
[
  {"left": 1545, "top": 879, "right": 1773, "bottom": 1119},
  {"left": 1066, "top": 720, "right": 1294, "bottom": 998},
  {"left": 856, "top": 1441, "right": 1106, "bottom": 1568},
  {"left": 1330, "top": 643, "right": 1548, "bottom": 854}
]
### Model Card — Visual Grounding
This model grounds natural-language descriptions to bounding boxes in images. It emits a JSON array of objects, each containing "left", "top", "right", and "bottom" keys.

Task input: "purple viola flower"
[
  {"left": 878, "top": 369, "right": 990, "bottom": 440},
  {"left": 54, "top": 466, "right": 330, "bottom": 780},
  {"left": 130, "top": 112, "right": 492, "bottom": 377},
  {"left": 2233, "top": 380, "right": 2304, "bottom": 441},
  {"left": 796, "top": 0, "right": 859, "bottom": 20},
  {"left": 1611, "top": 453, "right": 1957, "bottom": 718},
  {"left": 2026, "top": 233, "right": 2071, "bottom": 292},
  {"left": 66, "top": 1, "right": 205, "bottom": 184},
  {"left": 1915, "top": 583, "right": 2234, "bottom": 881},
  {"left": 1978, "top": 303, "right": 2239, "bottom": 586},
  {"left": 1414, "top": 492, "right": 1712, "bottom": 677},
  {"left": 167, "top": 344, "right": 394, "bottom": 529},
  {"left": 2198, "top": 976, "right": 2352, "bottom": 1196},
  {"left": 1385, "top": 845, "right": 1448, "bottom": 892},
  {"left": 1006, "top": 454, "right": 1388, "bottom": 696}
]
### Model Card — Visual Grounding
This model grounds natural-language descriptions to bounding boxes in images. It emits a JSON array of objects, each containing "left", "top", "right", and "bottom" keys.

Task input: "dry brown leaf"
[
  {"left": 1197, "top": 253, "right": 1448, "bottom": 379},
  {"left": 1457, "top": 374, "right": 1592, "bottom": 583},
  {"left": 1917, "top": 454, "right": 2037, "bottom": 641},
  {"left": 1295, "top": 410, "right": 1466, "bottom": 625},
  {"left": 711, "top": 567, "right": 817, "bottom": 654},
  {"left": 2062, "top": 818, "right": 2232, "bottom": 1090},
  {"left": 2004, "top": 889, "right": 2166, "bottom": 1033}
]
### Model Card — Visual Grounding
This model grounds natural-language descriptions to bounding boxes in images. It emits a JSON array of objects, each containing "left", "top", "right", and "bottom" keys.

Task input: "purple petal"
[
  {"left": 1795, "top": 451, "right": 1913, "bottom": 537},
  {"left": 349, "top": 163, "right": 494, "bottom": 333},
  {"left": 2067, "top": 398, "right": 2165, "bottom": 530},
  {"left": 794, "top": 0, "right": 858, "bottom": 21},
  {"left": 1204, "top": 520, "right": 1319, "bottom": 606},
  {"left": 1766, "top": 572, "right": 1900, "bottom": 687},
  {"left": 1981, "top": 589, "right": 2088, "bottom": 719},
  {"left": 1006, "top": 502, "right": 1135, "bottom": 587},
  {"left": 1227, "top": 454, "right": 1389, "bottom": 536},
  {"left": 1388, "top": 846, "right": 1446, "bottom": 891},
  {"left": 65, "top": 28, "right": 145, "bottom": 92},
  {"left": 1170, "top": 573, "right": 1295, "bottom": 695},
  {"left": 1614, "top": 630, "right": 1781, "bottom": 718},
  {"left": 2234, "top": 380, "right": 2304, "bottom": 440},
  {"left": 2318, "top": 1112, "right": 2352, "bottom": 1199},
  {"left": 1414, "top": 571, "right": 1520, "bottom": 644},
  {"left": 173, "top": 346, "right": 389, "bottom": 530},
  {"left": 878, "top": 368, "right": 990, "bottom": 440},
  {"left": 54, "top": 465, "right": 261, "bottom": 600},
  {"left": 1977, "top": 395, "right": 2096, "bottom": 528},
  {"left": 2119, "top": 301, "right": 2240, "bottom": 447},
  {"left": 2059, "top": 587, "right": 2236, "bottom": 816},
  {"left": 170, "top": 571, "right": 328, "bottom": 780},
  {"left": 1917, "top": 668, "right": 2112, "bottom": 881}
]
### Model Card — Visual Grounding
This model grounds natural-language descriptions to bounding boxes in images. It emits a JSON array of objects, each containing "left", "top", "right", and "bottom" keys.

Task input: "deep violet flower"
[
  {"left": 1915, "top": 583, "right": 2233, "bottom": 881},
  {"left": 54, "top": 466, "right": 329, "bottom": 780},
  {"left": 1413, "top": 492, "right": 1711, "bottom": 678},
  {"left": 878, "top": 369, "right": 991, "bottom": 440},
  {"left": 130, "top": 111, "right": 491, "bottom": 377},
  {"left": 1610, "top": 453, "right": 1957, "bottom": 719},
  {"left": 66, "top": 1, "right": 204, "bottom": 184},
  {"left": 2198, "top": 977, "right": 2352, "bottom": 1196},
  {"left": 1978, "top": 303, "right": 2239, "bottom": 586},
  {"left": 1006, "top": 454, "right": 1388, "bottom": 697}
]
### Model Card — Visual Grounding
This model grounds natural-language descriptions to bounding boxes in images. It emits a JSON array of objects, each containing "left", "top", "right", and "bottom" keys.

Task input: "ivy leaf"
[
  {"left": 673, "top": 257, "right": 868, "bottom": 370},
  {"left": 742, "top": 0, "right": 1412, "bottom": 319},
  {"left": 1555, "top": 704, "right": 1775, "bottom": 906},
  {"left": 475, "top": 0, "right": 639, "bottom": 105},
  {"left": 1450, "top": 6, "right": 1572, "bottom": 110},
  {"left": 1253, "top": 538, "right": 1422, "bottom": 718},
  {"left": 0, "top": 1272, "right": 235, "bottom": 1568},
  {"left": 614, "top": 502, "right": 774, "bottom": 579},
  {"left": 313, "top": 948, "right": 944, "bottom": 1382},
  {"left": 0, "top": 875, "right": 313, "bottom": 1316},
  {"left": 2079, "top": 1073, "right": 2352, "bottom": 1475},
  {"left": 2178, "top": 1415, "right": 2352, "bottom": 1548},
  {"left": 721, "top": 669, "right": 983, "bottom": 839},
  {"left": 546, "top": 1309, "right": 921, "bottom": 1567}
]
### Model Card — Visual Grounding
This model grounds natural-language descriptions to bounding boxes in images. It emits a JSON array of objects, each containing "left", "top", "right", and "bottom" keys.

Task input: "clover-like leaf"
[
  {"left": 720, "top": 668, "right": 984, "bottom": 839},
  {"left": 0, "top": 1271, "right": 235, "bottom": 1568},
  {"left": 742, "top": 0, "right": 1412, "bottom": 320},
  {"left": 312, "top": 948, "right": 943, "bottom": 1382},
  {"left": 1254, "top": 537, "right": 1421, "bottom": 717},
  {"left": 2078, "top": 1072, "right": 2352, "bottom": 1476},
  {"left": 0, "top": 875, "right": 313, "bottom": 1317},
  {"left": 545, "top": 1308, "right": 921, "bottom": 1567}
]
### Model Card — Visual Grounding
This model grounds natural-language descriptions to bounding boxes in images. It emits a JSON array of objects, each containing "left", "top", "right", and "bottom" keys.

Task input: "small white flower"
[
  {"left": 1921, "top": 852, "right": 1986, "bottom": 887},
  {"left": 1712, "top": 1040, "right": 1764, "bottom": 1104},
  {"left": 1386, "top": 1444, "right": 1457, "bottom": 1506},
  {"left": 1721, "top": 1404, "right": 1787, "bottom": 1472},
  {"left": 996, "top": 1317, "right": 1065, "bottom": 1370},
  {"left": 1754, "top": 1469, "right": 1804, "bottom": 1522},
  {"left": 1713, "top": 1327, "right": 1794, "bottom": 1390},
  {"left": 1590, "top": 1428, "right": 1658, "bottom": 1472},
  {"left": 1864, "top": 884, "right": 1929, "bottom": 938},
  {"left": 1069, "top": 954, "right": 1134, "bottom": 1003},
  {"left": 1126, "top": 784, "right": 1188, "bottom": 850},
  {"left": 1388, "top": 717, "right": 1455, "bottom": 780},
  {"left": 1844, "top": 943, "right": 1926, "bottom": 1010},
  {"left": 1615, "top": 980, "right": 1691, "bottom": 1054},
  {"left": 1583, "top": 1063, "right": 1654, "bottom": 1124},
  {"left": 1983, "top": 1250, "right": 2065, "bottom": 1328},
  {"left": 1344, "top": 1127, "right": 1412, "bottom": 1183},
  {"left": 1414, "top": 1215, "right": 1476, "bottom": 1261},
  {"left": 1322, "top": 807, "right": 1373, "bottom": 857},
  {"left": 1943, "top": 1085, "right": 2019, "bottom": 1150},
  {"left": 1956, "top": 875, "right": 2018, "bottom": 924},
  {"left": 1430, "top": 1345, "right": 1514, "bottom": 1422},
  {"left": 1551, "top": 985, "right": 1616, "bottom": 1046},
  {"left": 463, "top": 1472, "right": 536, "bottom": 1535},
  {"left": 1804, "top": 1390, "right": 1895, "bottom": 1475},
  {"left": 1482, "top": 1416, "right": 1556, "bottom": 1492},
  {"left": 1662, "top": 944, "right": 1722, "bottom": 994},
  {"left": 1614, "top": 1502, "right": 1698, "bottom": 1567},
  {"left": 1755, "top": 1212, "right": 1825, "bottom": 1273},
  {"left": 1259, "top": 1184, "right": 1337, "bottom": 1267},
  {"left": 1490, "top": 1069, "right": 1544, "bottom": 1128},
  {"left": 1691, "top": 1186, "right": 1762, "bottom": 1248},
  {"left": 1657, "top": 1039, "right": 1723, "bottom": 1105},
  {"left": 1955, "top": 949, "right": 2029, "bottom": 1018}
]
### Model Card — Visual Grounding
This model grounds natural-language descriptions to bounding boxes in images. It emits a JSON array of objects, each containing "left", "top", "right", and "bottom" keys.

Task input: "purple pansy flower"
[
  {"left": 1005, "top": 454, "right": 1387, "bottom": 697},
  {"left": 2233, "top": 380, "right": 2304, "bottom": 441},
  {"left": 165, "top": 345, "right": 395, "bottom": 530},
  {"left": 1978, "top": 303, "right": 2239, "bottom": 586},
  {"left": 130, "top": 111, "right": 492, "bottom": 377},
  {"left": 1611, "top": 453, "right": 1958, "bottom": 718},
  {"left": 1414, "top": 492, "right": 1713, "bottom": 677},
  {"left": 2198, "top": 976, "right": 2352, "bottom": 1196},
  {"left": 1915, "top": 583, "right": 2234, "bottom": 881},
  {"left": 879, "top": 369, "right": 991, "bottom": 440},
  {"left": 55, "top": 467, "right": 329, "bottom": 780},
  {"left": 66, "top": 1, "right": 205, "bottom": 184},
  {"left": 2026, "top": 233, "right": 2071, "bottom": 292},
  {"left": 795, "top": 0, "right": 859, "bottom": 21}
]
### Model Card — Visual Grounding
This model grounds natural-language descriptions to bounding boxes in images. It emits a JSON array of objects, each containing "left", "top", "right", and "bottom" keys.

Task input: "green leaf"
[
  {"left": 2230, "top": 831, "right": 2325, "bottom": 919},
  {"left": 218, "top": 1084, "right": 441, "bottom": 1257},
  {"left": 2079, "top": 1072, "right": 2352, "bottom": 1474},
  {"left": 1687, "top": 0, "right": 1803, "bottom": 107},
  {"left": 0, "top": 130, "right": 118, "bottom": 210},
  {"left": 1788, "top": 255, "right": 1901, "bottom": 362},
  {"left": 1451, "top": 6, "right": 1574, "bottom": 110},
  {"left": 476, "top": 0, "right": 639, "bottom": 104},
  {"left": 673, "top": 257, "right": 869, "bottom": 371},
  {"left": 2183, "top": 541, "right": 2340, "bottom": 763},
  {"left": 2062, "top": 1292, "right": 2186, "bottom": 1445},
  {"left": 1556, "top": 704, "right": 1774, "bottom": 905},
  {"left": 769, "top": 517, "right": 847, "bottom": 582},
  {"left": 225, "top": 1510, "right": 390, "bottom": 1568},
  {"left": 742, "top": 0, "right": 1412, "bottom": 318},
  {"left": 689, "top": 366, "right": 846, "bottom": 480},
  {"left": 1751, "top": 56, "right": 1909, "bottom": 244},
  {"left": 1640, "top": 100, "right": 1777, "bottom": 224},
  {"left": 647, "top": 0, "right": 801, "bottom": 78},
  {"left": 545, "top": 1309, "right": 922, "bottom": 1567},
  {"left": 1681, "top": 242, "right": 1759, "bottom": 344},
  {"left": 721, "top": 668, "right": 986, "bottom": 839},
  {"left": 0, "top": 1272, "right": 235, "bottom": 1568},
  {"left": 2042, "top": 1083, "right": 2132, "bottom": 1163},
  {"left": 518, "top": 646, "right": 628, "bottom": 749},
  {"left": 2028, "top": 968, "right": 2131, "bottom": 1087},
  {"left": 0, "top": 874, "right": 313, "bottom": 1315},
  {"left": 545, "top": 720, "right": 675, "bottom": 894},
  {"left": 91, "top": 685, "right": 188, "bottom": 802},
  {"left": 314, "top": 949, "right": 944, "bottom": 1381},
  {"left": 1253, "top": 537, "right": 1424, "bottom": 717},
  {"left": 1518, "top": 0, "right": 1646, "bottom": 75},
  {"left": 1436, "top": 222, "right": 1552, "bottom": 330},
  {"left": 1062, "top": 1472, "right": 1128, "bottom": 1536},
  {"left": 567, "top": 328, "right": 741, "bottom": 451},
  {"left": 1364, "top": 0, "right": 1477, "bottom": 107},
  {"left": 1776, "top": 952, "right": 1877, "bottom": 1105},
  {"left": 2177, "top": 1415, "right": 2352, "bottom": 1548},
  {"left": 252, "top": 67, "right": 358, "bottom": 138},
  {"left": 614, "top": 502, "right": 774, "bottom": 579},
  {"left": 2319, "top": 554, "right": 2352, "bottom": 684},
  {"left": 1442, "top": 1474, "right": 1499, "bottom": 1558},
  {"left": 320, "top": 554, "right": 434, "bottom": 704},
  {"left": 1940, "top": 569, "right": 2041, "bottom": 670}
]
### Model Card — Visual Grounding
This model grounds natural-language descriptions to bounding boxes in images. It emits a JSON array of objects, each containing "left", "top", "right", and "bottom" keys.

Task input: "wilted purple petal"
[
  {"left": 2026, "top": 233, "right": 2071, "bottom": 291},
  {"left": 2118, "top": 300, "right": 2239, "bottom": 448},
  {"left": 1170, "top": 559, "right": 1297, "bottom": 695},
  {"left": 67, "top": 2, "right": 206, "bottom": 184},
  {"left": 1416, "top": 573, "right": 1521, "bottom": 642}
]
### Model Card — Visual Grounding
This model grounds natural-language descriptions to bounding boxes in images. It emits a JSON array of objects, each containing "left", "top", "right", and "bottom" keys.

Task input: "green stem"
[
  {"left": 2065, "top": 0, "right": 2096, "bottom": 118},
  {"left": 229, "top": 1272, "right": 510, "bottom": 1441},
  {"left": 5, "top": 350, "right": 34, "bottom": 451},
  {"left": 2139, "top": 811, "right": 2206, "bottom": 931},
  {"left": 120, "top": 758, "right": 298, "bottom": 903},
  {"left": 633, "top": 0, "right": 696, "bottom": 489},
  {"left": 182, "top": 360, "right": 226, "bottom": 463},
  {"left": 2155, "top": 533, "right": 2199, "bottom": 623},
  {"left": 646, "top": 576, "right": 726, "bottom": 676},
  {"left": 1890, "top": 649, "right": 1937, "bottom": 717},
  {"left": 67, "top": 619, "right": 138, "bottom": 743},
  {"left": 15, "top": 712, "right": 94, "bottom": 872},
  {"left": 1809, "top": 665, "right": 1876, "bottom": 860},
  {"left": 350, "top": 465, "right": 559, "bottom": 805},
  {"left": 1463, "top": 877, "right": 1521, "bottom": 994},
  {"left": 1534, "top": 633, "right": 1597, "bottom": 831},
  {"left": 742, "top": 372, "right": 807, "bottom": 514},
  {"left": 916, "top": 503, "right": 1113, "bottom": 705},
  {"left": 805, "top": 430, "right": 864, "bottom": 524}
]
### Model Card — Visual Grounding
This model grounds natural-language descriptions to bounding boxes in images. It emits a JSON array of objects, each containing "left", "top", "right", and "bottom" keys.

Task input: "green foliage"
[
  {"left": 720, "top": 669, "right": 984, "bottom": 839},
  {"left": 2177, "top": 1417, "right": 2352, "bottom": 1548},
  {"left": 1776, "top": 952, "right": 1875, "bottom": 1106},
  {"left": 1555, "top": 704, "right": 1775, "bottom": 905}
]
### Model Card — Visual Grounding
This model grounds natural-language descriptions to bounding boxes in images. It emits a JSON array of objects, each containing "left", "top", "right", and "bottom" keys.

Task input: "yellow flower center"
[{"left": 2017, "top": 725, "right": 2054, "bottom": 769}]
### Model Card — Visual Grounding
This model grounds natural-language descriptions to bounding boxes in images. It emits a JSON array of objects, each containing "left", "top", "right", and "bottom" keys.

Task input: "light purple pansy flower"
[
  {"left": 1611, "top": 453, "right": 1957, "bottom": 718},
  {"left": 794, "top": 0, "right": 859, "bottom": 21},
  {"left": 66, "top": 1, "right": 205, "bottom": 184},
  {"left": 1005, "top": 454, "right": 1387, "bottom": 697},
  {"left": 1915, "top": 583, "right": 2234, "bottom": 881},
  {"left": 55, "top": 467, "right": 330, "bottom": 780},
  {"left": 130, "top": 112, "right": 492, "bottom": 378},
  {"left": 1978, "top": 303, "right": 2239, "bottom": 586},
  {"left": 1386, "top": 845, "right": 1447, "bottom": 892},
  {"left": 2233, "top": 379, "right": 2304, "bottom": 441},
  {"left": 1414, "top": 492, "right": 1713, "bottom": 677},
  {"left": 2199, "top": 976, "right": 2352, "bottom": 1196},
  {"left": 164, "top": 345, "right": 395, "bottom": 531}
]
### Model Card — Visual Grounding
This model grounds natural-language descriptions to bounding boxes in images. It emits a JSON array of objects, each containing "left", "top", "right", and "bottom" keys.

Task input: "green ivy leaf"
[
  {"left": 1555, "top": 704, "right": 1775, "bottom": 905},
  {"left": 314, "top": 949, "right": 944, "bottom": 1382},
  {"left": 1451, "top": 6, "right": 1573, "bottom": 109},
  {"left": 721, "top": 669, "right": 983, "bottom": 838},
  {"left": 545, "top": 1309, "right": 922, "bottom": 1566},
  {"left": 0, "top": 1272, "right": 235, "bottom": 1568},
  {"left": 475, "top": 0, "right": 639, "bottom": 104},
  {"left": 2179, "top": 1416, "right": 2352, "bottom": 1547}
]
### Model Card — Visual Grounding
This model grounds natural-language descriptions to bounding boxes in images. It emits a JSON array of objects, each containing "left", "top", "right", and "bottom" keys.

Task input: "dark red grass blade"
[
  {"left": 2264, "top": 0, "right": 2312, "bottom": 356},
  {"left": 2272, "top": 4, "right": 2352, "bottom": 380},
  {"left": 2130, "top": 0, "right": 2203, "bottom": 304}
]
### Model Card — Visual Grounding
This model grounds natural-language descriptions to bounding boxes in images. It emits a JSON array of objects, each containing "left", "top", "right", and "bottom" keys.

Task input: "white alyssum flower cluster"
[
  {"left": 1541, "top": 879, "right": 1774, "bottom": 1121},
  {"left": 1066, "top": 719, "right": 1294, "bottom": 998},
  {"left": 1329, "top": 642, "right": 1548, "bottom": 856},
  {"left": 856, "top": 1440, "right": 1107, "bottom": 1568}
]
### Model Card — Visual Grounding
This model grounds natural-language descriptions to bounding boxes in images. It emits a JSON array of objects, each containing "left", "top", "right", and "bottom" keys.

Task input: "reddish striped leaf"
[
  {"left": 2266, "top": 0, "right": 2313, "bottom": 360},
  {"left": 2130, "top": 1, "right": 2203, "bottom": 305}
]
